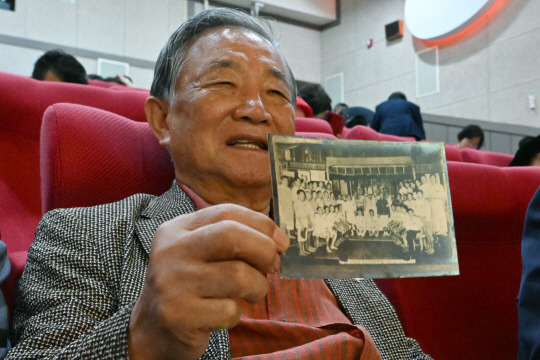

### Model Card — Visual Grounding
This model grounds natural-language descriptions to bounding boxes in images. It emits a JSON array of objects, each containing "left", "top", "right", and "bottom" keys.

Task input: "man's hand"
[{"left": 128, "top": 204, "right": 289, "bottom": 360}]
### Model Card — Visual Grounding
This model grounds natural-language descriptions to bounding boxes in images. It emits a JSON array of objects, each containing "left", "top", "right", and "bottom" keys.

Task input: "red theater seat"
[
  {"left": 40, "top": 103, "right": 175, "bottom": 212},
  {"left": 444, "top": 145, "right": 512, "bottom": 167},
  {"left": 87, "top": 79, "right": 117, "bottom": 88},
  {"left": 39, "top": 106, "right": 335, "bottom": 213},
  {"left": 460, "top": 147, "right": 513, "bottom": 167},
  {"left": 376, "top": 162, "right": 540, "bottom": 360},
  {"left": 294, "top": 117, "right": 333, "bottom": 135},
  {"left": 443, "top": 145, "right": 464, "bottom": 162},
  {"left": 0, "top": 71, "right": 149, "bottom": 257},
  {"left": 37, "top": 103, "right": 536, "bottom": 360},
  {"left": 344, "top": 125, "right": 417, "bottom": 142},
  {"left": 343, "top": 126, "right": 511, "bottom": 167}
]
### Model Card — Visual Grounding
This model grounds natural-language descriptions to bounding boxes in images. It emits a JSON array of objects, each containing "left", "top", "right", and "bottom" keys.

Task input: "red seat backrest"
[
  {"left": 443, "top": 145, "right": 513, "bottom": 167},
  {"left": 376, "top": 162, "right": 540, "bottom": 360},
  {"left": 40, "top": 103, "right": 175, "bottom": 212},
  {"left": 39, "top": 106, "right": 336, "bottom": 213},
  {"left": 294, "top": 117, "right": 333, "bottom": 135},
  {"left": 0, "top": 71, "right": 149, "bottom": 256},
  {"left": 37, "top": 104, "right": 538, "bottom": 360},
  {"left": 443, "top": 144, "right": 464, "bottom": 162},
  {"left": 344, "top": 125, "right": 417, "bottom": 142},
  {"left": 87, "top": 79, "right": 117, "bottom": 88},
  {"left": 460, "top": 147, "right": 513, "bottom": 167}
]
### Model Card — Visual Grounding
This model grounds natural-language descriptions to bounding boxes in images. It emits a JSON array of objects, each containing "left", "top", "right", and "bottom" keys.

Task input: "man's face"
[{"left": 165, "top": 27, "right": 295, "bottom": 194}]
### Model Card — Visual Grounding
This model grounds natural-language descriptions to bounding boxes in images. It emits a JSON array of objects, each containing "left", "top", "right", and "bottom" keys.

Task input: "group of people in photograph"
[{"left": 277, "top": 172, "right": 450, "bottom": 258}]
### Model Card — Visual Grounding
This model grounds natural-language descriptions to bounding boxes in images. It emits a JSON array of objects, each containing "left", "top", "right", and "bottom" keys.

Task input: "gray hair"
[{"left": 150, "top": 8, "right": 297, "bottom": 106}]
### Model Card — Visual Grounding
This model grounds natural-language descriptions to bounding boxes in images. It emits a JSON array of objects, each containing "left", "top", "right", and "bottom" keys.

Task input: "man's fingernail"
[
  {"left": 273, "top": 255, "right": 281, "bottom": 273},
  {"left": 273, "top": 228, "right": 289, "bottom": 251}
]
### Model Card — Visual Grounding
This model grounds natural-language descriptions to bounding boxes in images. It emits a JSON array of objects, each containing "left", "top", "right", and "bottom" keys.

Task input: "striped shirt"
[{"left": 179, "top": 182, "right": 381, "bottom": 360}]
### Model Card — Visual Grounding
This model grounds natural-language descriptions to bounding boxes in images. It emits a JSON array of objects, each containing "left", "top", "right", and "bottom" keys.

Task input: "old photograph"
[{"left": 269, "top": 134, "right": 459, "bottom": 279}]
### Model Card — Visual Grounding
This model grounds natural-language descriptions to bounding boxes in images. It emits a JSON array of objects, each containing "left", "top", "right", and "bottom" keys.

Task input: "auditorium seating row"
[
  {"left": 0, "top": 71, "right": 512, "bottom": 264},
  {"left": 37, "top": 103, "right": 539, "bottom": 360},
  {"left": 296, "top": 116, "right": 514, "bottom": 167},
  {"left": 0, "top": 71, "right": 150, "bottom": 320},
  {"left": 0, "top": 71, "right": 533, "bottom": 359},
  {"left": 0, "top": 71, "right": 149, "bottom": 256}
]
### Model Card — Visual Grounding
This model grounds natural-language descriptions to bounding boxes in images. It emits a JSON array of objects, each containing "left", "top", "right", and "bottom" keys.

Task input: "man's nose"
[{"left": 232, "top": 95, "right": 270, "bottom": 124}]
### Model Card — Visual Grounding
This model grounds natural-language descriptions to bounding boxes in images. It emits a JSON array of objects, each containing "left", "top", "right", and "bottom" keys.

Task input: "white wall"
[
  {"left": 0, "top": 0, "right": 321, "bottom": 88},
  {"left": 274, "top": 22, "right": 321, "bottom": 84},
  {"left": 321, "top": 0, "right": 540, "bottom": 128},
  {"left": 0, "top": 0, "right": 189, "bottom": 89}
]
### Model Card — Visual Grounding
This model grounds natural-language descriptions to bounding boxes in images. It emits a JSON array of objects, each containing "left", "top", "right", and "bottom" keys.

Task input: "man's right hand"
[{"left": 128, "top": 204, "right": 289, "bottom": 360}]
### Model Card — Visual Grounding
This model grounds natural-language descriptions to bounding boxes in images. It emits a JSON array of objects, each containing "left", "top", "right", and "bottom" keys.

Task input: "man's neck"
[{"left": 177, "top": 178, "right": 271, "bottom": 215}]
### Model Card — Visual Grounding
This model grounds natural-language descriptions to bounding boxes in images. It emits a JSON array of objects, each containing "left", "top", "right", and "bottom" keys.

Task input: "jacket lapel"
[
  {"left": 132, "top": 182, "right": 231, "bottom": 359},
  {"left": 325, "top": 278, "right": 429, "bottom": 359},
  {"left": 134, "top": 182, "right": 196, "bottom": 256}
]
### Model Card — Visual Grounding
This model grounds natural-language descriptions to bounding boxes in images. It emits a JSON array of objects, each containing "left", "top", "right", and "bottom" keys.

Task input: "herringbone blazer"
[{"left": 7, "top": 183, "right": 431, "bottom": 359}]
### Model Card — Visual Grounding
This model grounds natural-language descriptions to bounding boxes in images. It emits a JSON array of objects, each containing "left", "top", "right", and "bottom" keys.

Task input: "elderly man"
[{"left": 8, "top": 8, "right": 430, "bottom": 360}]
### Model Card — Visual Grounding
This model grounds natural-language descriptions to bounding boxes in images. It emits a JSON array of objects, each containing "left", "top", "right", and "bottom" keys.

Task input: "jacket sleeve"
[
  {"left": 0, "top": 241, "right": 10, "bottom": 359},
  {"left": 411, "top": 104, "right": 425, "bottom": 140},
  {"left": 370, "top": 107, "right": 381, "bottom": 131},
  {"left": 6, "top": 210, "right": 132, "bottom": 359},
  {"left": 518, "top": 187, "right": 540, "bottom": 360}
]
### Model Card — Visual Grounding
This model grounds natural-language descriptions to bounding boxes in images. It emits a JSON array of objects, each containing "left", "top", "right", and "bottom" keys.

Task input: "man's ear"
[{"left": 145, "top": 96, "right": 171, "bottom": 147}]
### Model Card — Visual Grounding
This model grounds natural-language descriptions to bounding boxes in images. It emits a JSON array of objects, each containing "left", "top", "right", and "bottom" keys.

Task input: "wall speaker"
[{"left": 385, "top": 20, "right": 404, "bottom": 41}]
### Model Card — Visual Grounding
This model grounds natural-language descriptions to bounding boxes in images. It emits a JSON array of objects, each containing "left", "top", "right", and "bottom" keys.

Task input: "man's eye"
[{"left": 270, "top": 89, "right": 286, "bottom": 98}]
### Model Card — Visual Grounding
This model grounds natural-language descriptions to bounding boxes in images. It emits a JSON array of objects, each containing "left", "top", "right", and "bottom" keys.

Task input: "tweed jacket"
[{"left": 8, "top": 183, "right": 431, "bottom": 359}]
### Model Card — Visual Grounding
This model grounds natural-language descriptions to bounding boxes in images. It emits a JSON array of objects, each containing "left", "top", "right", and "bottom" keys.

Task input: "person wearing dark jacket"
[
  {"left": 370, "top": 92, "right": 426, "bottom": 140},
  {"left": 518, "top": 186, "right": 540, "bottom": 359}
]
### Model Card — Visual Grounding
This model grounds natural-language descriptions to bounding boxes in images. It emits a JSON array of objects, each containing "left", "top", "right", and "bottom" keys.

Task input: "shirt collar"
[{"left": 177, "top": 180, "right": 209, "bottom": 210}]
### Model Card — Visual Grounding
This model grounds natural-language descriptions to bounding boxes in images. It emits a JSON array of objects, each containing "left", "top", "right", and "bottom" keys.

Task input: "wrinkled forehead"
[{"left": 184, "top": 26, "right": 285, "bottom": 73}]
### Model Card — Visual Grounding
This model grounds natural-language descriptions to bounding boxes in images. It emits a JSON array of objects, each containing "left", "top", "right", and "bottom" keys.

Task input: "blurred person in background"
[
  {"left": 509, "top": 135, "right": 540, "bottom": 167},
  {"left": 31, "top": 49, "right": 88, "bottom": 85},
  {"left": 457, "top": 125, "right": 484, "bottom": 149},
  {"left": 370, "top": 92, "right": 425, "bottom": 140}
]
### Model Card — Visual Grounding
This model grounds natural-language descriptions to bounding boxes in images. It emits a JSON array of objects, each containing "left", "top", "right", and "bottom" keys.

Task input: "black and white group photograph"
[{"left": 269, "top": 134, "right": 459, "bottom": 279}]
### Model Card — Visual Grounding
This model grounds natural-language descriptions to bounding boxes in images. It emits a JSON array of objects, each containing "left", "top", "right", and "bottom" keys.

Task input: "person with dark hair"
[
  {"left": 457, "top": 125, "right": 484, "bottom": 149},
  {"left": 370, "top": 91, "right": 426, "bottom": 140},
  {"left": 298, "top": 84, "right": 347, "bottom": 136},
  {"left": 389, "top": 91, "right": 407, "bottom": 100},
  {"left": 519, "top": 136, "right": 536, "bottom": 149},
  {"left": 31, "top": 49, "right": 88, "bottom": 84},
  {"left": 8, "top": 8, "right": 431, "bottom": 360},
  {"left": 341, "top": 106, "right": 375, "bottom": 128},
  {"left": 298, "top": 84, "right": 331, "bottom": 119},
  {"left": 509, "top": 134, "right": 540, "bottom": 167},
  {"left": 333, "top": 102, "right": 348, "bottom": 114}
]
